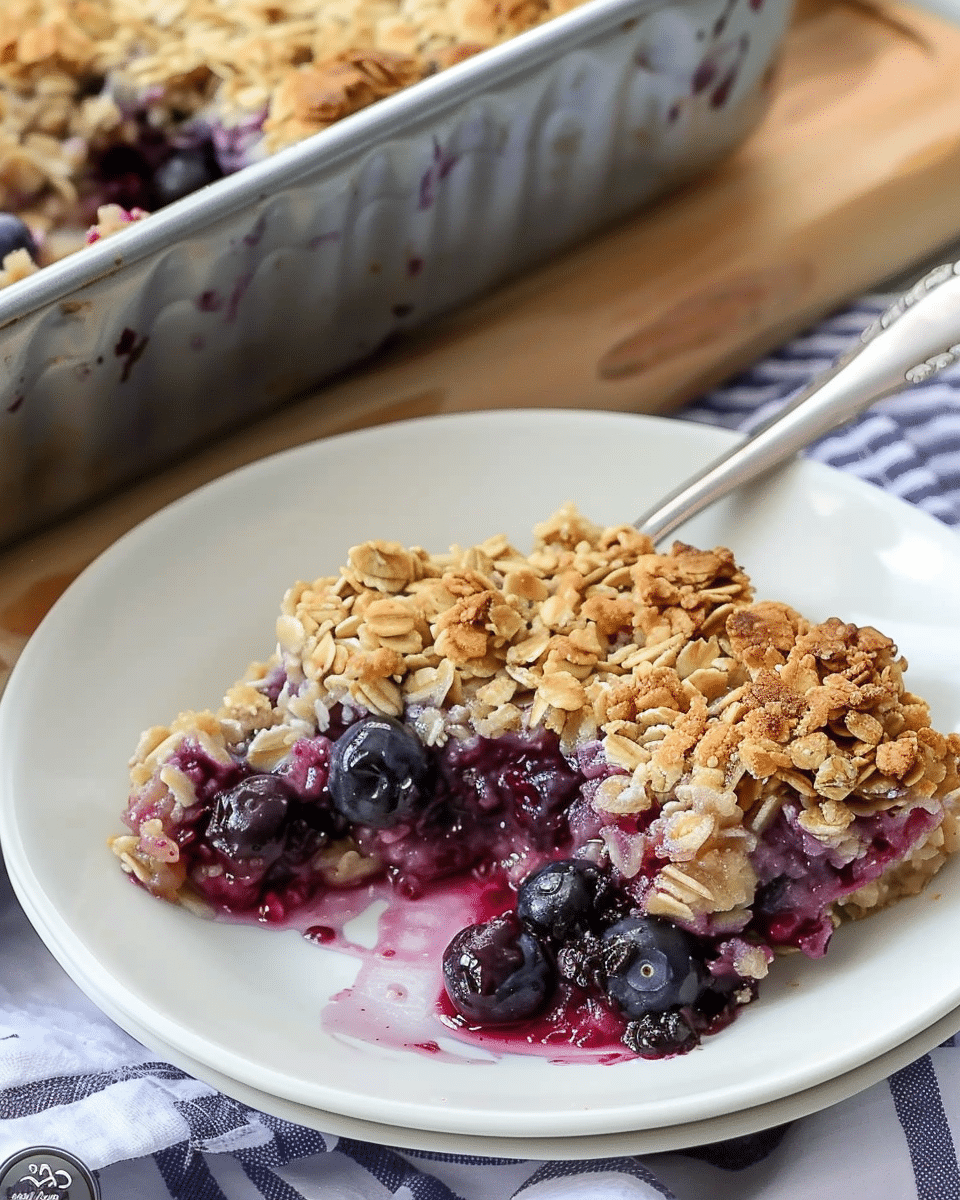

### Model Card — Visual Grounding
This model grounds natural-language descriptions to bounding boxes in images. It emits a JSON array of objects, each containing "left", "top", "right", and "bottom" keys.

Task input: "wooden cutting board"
[{"left": 2, "top": 0, "right": 960, "bottom": 682}]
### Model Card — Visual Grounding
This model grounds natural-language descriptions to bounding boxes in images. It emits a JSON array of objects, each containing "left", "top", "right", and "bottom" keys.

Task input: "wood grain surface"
[{"left": 2, "top": 0, "right": 960, "bottom": 687}]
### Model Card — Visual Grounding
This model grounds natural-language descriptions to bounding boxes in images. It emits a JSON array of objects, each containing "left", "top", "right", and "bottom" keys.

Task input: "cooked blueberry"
[
  {"left": 556, "top": 931, "right": 605, "bottom": 990},
  {"left": 328, "top": 717, "right": 428, "bottom": 828},
  {"left": 442, "top": 913, "right": 553, "bottom": 1025},
  {"left": 517, "top": 859, "right": 602, "bottom": 943},
  {"left": 497, "top": 758, "right": 581, "bottom": 840},
  {"left": 602, "top": 916, "right": 703, "bottom": 1017},
  {"left": 0, "top": 213, "right": 37, "bottom": 262},
  {"left": 206, "top": 774, "right": 290, "bottom": 865},
  {"left": 622, "top": 1009, "right": 698, "bottom": 1058},
  {"left": 154, "top": 147, "right": 220, "bottom": 205}
]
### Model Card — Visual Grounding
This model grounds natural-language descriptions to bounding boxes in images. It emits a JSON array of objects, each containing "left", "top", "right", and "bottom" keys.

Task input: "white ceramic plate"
[
  {"left": 2, "top": 410, "right": 960, "bottom": 1141},
  {"left": 16, "top": 869, "right": 960, "bottom": 1158}
]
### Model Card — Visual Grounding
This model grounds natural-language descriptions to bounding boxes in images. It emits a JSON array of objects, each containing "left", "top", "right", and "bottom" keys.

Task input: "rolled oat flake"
[{"left": 0, "top": 1147, "right": 99, "bottom": 1200}]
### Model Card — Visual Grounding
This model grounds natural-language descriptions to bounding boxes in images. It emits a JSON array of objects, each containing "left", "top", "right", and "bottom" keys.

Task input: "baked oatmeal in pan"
[
  {"left": 0, "top": 0, "right": 582, "bottom": 279},
  {"left": 0, "top": 0, "right": 595, "bottom": 265},
  {"left": 0, "top": 0, "right": 777, "bottom": 287},
  {"left": 109, "top": 506, "right": 960, "bottom": 1058}
]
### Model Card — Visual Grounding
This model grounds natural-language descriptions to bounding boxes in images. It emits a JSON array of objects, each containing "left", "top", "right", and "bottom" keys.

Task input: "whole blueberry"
[
  {"left": 602, "top": 916, "right": 703, "bottom": 1017},
  {"left": 328, "top": 716, "right": 429, "bottom": 828},
  {"left": 154, "top": 148, "right": 220, "bottom": 206},
  {"left": 516, "top": 859, "right": 602, "bottom": 943},
  {"left": 206, "top": 774, "right": 290, "bottom": 866},
  {"left": 0, "top": 213, "right": 37, "bottom": 262},
  {"left": 442, "top": 912, "right": 553, "bottom": 1025}
]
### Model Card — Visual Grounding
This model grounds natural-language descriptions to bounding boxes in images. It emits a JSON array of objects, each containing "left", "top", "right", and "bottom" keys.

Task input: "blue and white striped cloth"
[
  {"left": 3, "top": 292, "right": 960, "bottom": 1200},
  {"left": 679, "top": 297, "right": 960, "bottom": 528}
]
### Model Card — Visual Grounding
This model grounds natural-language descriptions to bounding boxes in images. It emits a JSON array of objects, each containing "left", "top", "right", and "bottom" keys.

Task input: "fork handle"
[{"left": 634, "top": 262, "right": 960, "bottom": 544}]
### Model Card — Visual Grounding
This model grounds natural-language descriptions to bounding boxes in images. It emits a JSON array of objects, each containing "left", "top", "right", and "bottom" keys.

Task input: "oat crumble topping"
[
  {"left": 0, "top": 246, "right": 38, "bottom": 287},
  {"left": 113, "top": 504, "right": 960, "bottom": 933}
]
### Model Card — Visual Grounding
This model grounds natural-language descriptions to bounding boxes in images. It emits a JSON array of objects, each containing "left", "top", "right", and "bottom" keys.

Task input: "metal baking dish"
[{"left": 0, "top": 0, "right": 791, "bottom": 546}]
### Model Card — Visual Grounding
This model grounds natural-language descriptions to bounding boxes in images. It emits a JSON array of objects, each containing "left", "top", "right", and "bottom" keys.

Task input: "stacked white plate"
[{"left": 3, "top": 411, "right": 960, "bottom": 1157}]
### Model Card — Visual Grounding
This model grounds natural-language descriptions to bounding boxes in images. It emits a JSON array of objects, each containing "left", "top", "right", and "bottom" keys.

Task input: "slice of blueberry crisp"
[{"left": 109, "top": 505, "right": 960, "bottom": 1058}]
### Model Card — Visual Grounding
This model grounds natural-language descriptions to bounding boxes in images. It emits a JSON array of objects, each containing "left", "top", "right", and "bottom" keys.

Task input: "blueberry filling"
[
  {"left": 750, "top": 801, "right": 942, "bottom": 957},
  {"left": 89, "top": 125, "right": 224, "bottom": 215},
  {"left": 438, "top": 729, "right": 584, "bottom": 855},
  {"left": 125, "top": 710, "right": 944, "bottom": 1059},
  {"left": 93, "top": 142, "right": 157, "bottom": 211},
  {"left": 136, "top": 718, "right": 590, "bottom": 915},
  {"left": 274, "top": 735, "right": 331, "bottom": 801},
  {"left": 443, "top": 867, "right": 724, "bottom": 1052}
]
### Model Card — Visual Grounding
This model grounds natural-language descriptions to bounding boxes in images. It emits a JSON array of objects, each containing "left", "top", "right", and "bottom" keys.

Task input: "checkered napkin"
[{"left": 3, "top": 294, "right": 960, "bottom": 1200}]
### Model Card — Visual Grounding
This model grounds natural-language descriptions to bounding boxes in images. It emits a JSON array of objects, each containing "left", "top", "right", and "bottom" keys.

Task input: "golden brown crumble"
[{"left": 113, "top": 505, "right": 960, "bottom": 929}]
